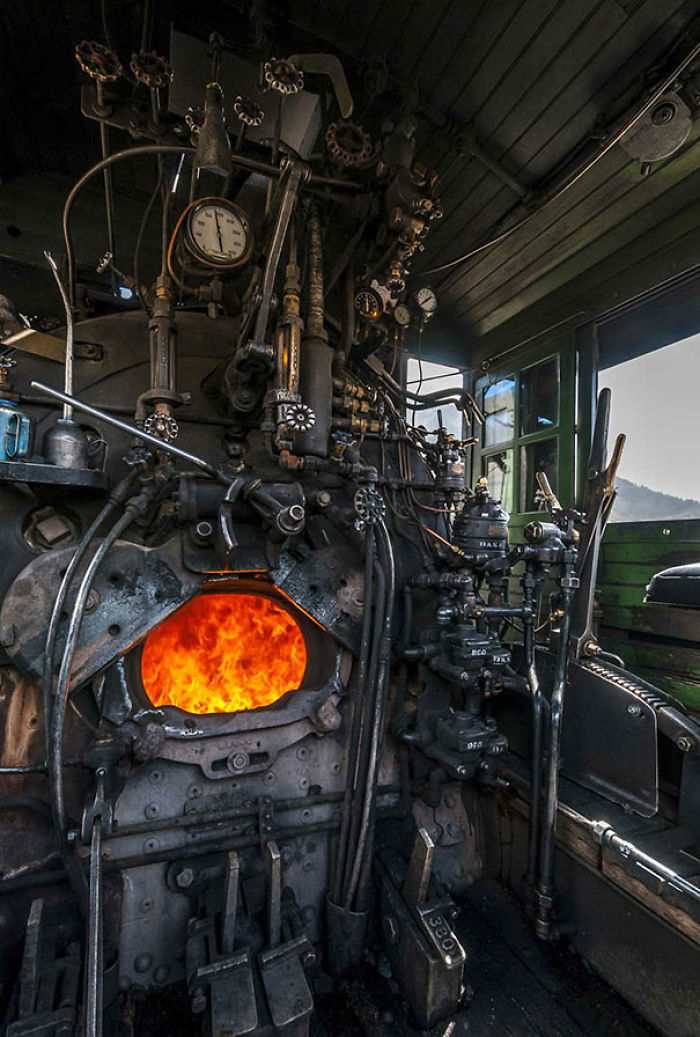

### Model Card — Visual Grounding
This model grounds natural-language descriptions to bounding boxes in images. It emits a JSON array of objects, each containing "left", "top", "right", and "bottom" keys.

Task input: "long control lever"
[{"left": 570, "top": 388, "right": 625, "bottom": 659}]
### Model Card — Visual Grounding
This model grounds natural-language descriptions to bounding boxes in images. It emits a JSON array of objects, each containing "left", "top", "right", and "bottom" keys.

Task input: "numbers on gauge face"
[
  {"left": 185, "top": 200, "right": 253, "bottom": 268},
  {"left": 415, "top": 286, "right": 438, "bottom": 315},
  {"left": 393, "top": 302, "right": 412, "bottom": 327},
  {"left": 354, "top": 287, "right": 382, "bottom": 321}
]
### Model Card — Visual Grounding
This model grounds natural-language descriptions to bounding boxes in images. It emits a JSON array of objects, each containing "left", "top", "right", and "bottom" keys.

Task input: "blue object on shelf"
[{"left": 0, "top": 399, "right": 32, "bottom": 461}]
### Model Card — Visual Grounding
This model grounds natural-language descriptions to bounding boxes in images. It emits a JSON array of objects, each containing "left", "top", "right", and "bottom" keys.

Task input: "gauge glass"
[
  {"left": 415, "top": 286, "right": 438, "bottom": 314},
  {"left": 186, "top": 200, "right": 252, "bottom": 268}
]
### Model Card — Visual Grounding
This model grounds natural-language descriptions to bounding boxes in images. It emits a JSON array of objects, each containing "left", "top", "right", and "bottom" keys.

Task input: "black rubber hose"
[{"left": 63, "top": 145, "right": 195, "bottom": 307}]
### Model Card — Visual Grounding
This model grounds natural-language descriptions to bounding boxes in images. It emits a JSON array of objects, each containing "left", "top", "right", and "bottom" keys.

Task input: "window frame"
[{"left": 473, "top": 333, "right": 576, "bottom": 526}]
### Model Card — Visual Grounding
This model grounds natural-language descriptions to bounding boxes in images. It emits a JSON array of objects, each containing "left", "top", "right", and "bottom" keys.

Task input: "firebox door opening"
[{"left": 140, "top": 590, "right": 308, "bottom": 715}]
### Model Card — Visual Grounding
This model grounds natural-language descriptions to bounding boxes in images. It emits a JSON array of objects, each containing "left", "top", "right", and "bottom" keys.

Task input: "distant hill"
[{"left": 612, "top": 477, "right": 700, "bottom": 522}]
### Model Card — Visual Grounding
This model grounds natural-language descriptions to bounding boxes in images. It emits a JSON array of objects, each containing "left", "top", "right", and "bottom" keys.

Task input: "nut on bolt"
[
  {"left": 676, "top": 735, "right": 694, "bottom": 753},
  {"left": 176, "top": 867, "right": 195, "bottom": 888}
]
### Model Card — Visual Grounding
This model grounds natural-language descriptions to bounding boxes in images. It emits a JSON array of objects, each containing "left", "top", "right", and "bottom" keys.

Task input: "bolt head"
[
  {"left": 176, "top": 867, "right": 194, "bottom": 888},
  {"left": 652, "top": 101, "right": 676, "bottom": 125}
]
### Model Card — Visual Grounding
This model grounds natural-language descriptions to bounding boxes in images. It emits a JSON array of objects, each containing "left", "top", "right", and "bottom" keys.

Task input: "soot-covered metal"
[{"left": 0, "top": 6, "right": 699, "bottom": 1037}]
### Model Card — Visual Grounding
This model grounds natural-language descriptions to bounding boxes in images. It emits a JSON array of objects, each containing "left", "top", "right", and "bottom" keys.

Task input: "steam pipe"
[
  {"left": 253, "top": 159, "right": 307, "bottom": 349},
  {"left": 62, "top": 145, "right": 363, "bottom": 308},
  {"left": 298, "top": 203, "right": 333, "bottom": 457},
  {"left": 558, "top": 804, "right": 700, "bottom": 906},
  {"left": 30, "top": 382, "right": 231, "bottom": 484},
  {"left": 342, "top": 553, "right": 386, "bottom": 907},
  {"left": 41, "top": 472, "right": 137, "bottom": 760},
  {"left": 345, "top": 520, "right": 396, "bottom": 911},
  {"left": 49, "top": 506, "right": 136, "bottom": 836},
  {"left": 354, "top": 521, "right": 396, "bottom": 911},
  {"left": 43, "top": 253, "right": 74, "bottom": 419},
  {"left": 522, "top": 566, "right": 543, "bottom": 896},
  {"left": 332, "top": 528, "right": 376, "bottom": 905},
  {"left": 535, "top": 566, "right": 578, "bottom": 940},
  {"left": 86, "top": 770, "right": 105, "bottom": 1037},
  {"left": 95, "top": 79, "right": 117, "bottom": 276}
]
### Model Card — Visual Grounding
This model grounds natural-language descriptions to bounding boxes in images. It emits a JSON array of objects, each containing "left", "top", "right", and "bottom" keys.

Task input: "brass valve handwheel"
[{"left": 75, "top": 40, "right": 122, "bottom": 83}]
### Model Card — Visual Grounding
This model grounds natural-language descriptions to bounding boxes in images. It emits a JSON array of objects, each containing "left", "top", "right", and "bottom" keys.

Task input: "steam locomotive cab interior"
[{"left": 0, "top": 2, "right": 699, "bottom": 1035}]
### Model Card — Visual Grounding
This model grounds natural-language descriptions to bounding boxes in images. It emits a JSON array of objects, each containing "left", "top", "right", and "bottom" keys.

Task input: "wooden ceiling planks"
[{"left": 423, "top": 0, "right": 700, "bottom": 337}]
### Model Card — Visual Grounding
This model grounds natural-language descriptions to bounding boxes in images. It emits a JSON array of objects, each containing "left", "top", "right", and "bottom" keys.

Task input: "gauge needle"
[{"left": 214, "top": 211, "right": 224, "bottom": 253}]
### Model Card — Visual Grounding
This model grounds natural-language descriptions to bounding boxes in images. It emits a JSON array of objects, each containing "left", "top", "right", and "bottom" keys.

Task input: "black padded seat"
[{"left": 645, "top": 562, "right": 700, "bottom": 609}]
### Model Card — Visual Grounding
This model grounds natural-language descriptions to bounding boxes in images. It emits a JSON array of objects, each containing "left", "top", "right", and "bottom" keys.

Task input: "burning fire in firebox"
[{"left": 141, "top": 592, "right": 307, "bottom": 714}]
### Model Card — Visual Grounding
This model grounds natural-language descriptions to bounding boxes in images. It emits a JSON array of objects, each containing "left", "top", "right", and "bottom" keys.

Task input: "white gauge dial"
[
  {"left": 394, "top": 302, "right": 411, "bottom": 326},
  {"left": 415, "top": 286, "right": 438, "bottom": 314},
  {"left": 185, "top": 199, "right": 253, "bottom": 268}
]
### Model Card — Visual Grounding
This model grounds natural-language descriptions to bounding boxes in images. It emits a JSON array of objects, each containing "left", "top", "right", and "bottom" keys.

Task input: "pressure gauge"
[
  {"left": 414, "top": 286, "right": 438, "bottom": 317},
  {"left": 394, "top": 302, "right": 412, "bottom": 327},
  {"left": 184, "top": 198, "right": 254, "bottom": 269},
  {"left": 354, "top": 286, "right": 383, "bottom": 321}
]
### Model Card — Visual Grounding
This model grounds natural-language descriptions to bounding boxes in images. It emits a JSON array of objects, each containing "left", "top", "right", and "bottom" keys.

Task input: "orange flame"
[{"left": 141, "top": 593, "right": 307, "bottom": 714}]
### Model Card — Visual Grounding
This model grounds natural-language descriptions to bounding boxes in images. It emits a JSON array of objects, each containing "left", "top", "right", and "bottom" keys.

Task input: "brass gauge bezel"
[{"left": 183, "top": 197, "right": 254, "bottom": 270}]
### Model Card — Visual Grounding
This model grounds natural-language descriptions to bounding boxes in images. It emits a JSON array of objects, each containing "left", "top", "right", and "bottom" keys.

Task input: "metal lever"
[
  {"left": 253, "top": 159, "right": 308, "bottom": 350},
  {"left": 287, "top": 54, "right": 354, "bottom": 117},
  {"left": 570, "top": 389, "right": 626, "bottom": 658},
  {"left": 222, "top": 851, "right": 240, "bottom": 955},
  {"left": 266, "top": 841, "right": 282, "bottom": 948},
  {"left": 535, "top": 470, "right": 562, "bottom": 513},
  {"left": 402, "top": 828, "right": 434, "bottom": 907},
  {"left": 85, "top": 769, "right": 106, "bottom": 1037}
]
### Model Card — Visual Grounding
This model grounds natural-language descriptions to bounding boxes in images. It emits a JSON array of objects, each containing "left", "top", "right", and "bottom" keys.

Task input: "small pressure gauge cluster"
[
  {"left": 390, "top": 284, "right": 439, "bottom": 329},
  {"left": 354, "top": 279, "right": 438, "bottom": 330}
]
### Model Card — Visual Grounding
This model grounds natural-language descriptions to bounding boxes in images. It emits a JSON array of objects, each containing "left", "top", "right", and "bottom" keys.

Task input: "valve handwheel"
[
  {"left": 325, "top": 120, "right": 373, "bottom": 167},
  {"left": 263, "top": 58, "right": 304, "bottom": 95},
  {"left": 143, "top": 412, "right": 179, "bottom": 443},
  {"left": 75, "top": 40, "right": 122, "bottom": 82},
  {"left": 234, "top": 95, "right": 265, "bottom": 127},
  {"left": 130, "top": 50, "right": 172, "bottom": 89}
]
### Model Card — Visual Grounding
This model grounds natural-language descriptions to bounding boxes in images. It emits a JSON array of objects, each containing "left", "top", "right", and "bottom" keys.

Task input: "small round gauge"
[
  {"left": 354, "top": 286, "right": 383, "bottom": 321},
  {"left": 184, "top": 198, "right": 254, "bottom": 269},
  {"left": 394, "top": 302, "right": 412, "bottom": 327},
  {"left": 414, "top": 286, "right": 438, "bottom": 316}
]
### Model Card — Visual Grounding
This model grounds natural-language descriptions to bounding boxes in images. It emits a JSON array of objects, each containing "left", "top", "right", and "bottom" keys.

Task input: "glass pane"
[
  {"left": 520, "top": 356, "right": 559, "bottom": 436},
  {"left": 601, "top": 333, "right": 700, "bottom": 521},
  {"left": 520, "top": 438, "right": 558, "bottom": 513},
  {"left": 482, "top": 376, "right": 515, "bottom": 447},
  {"left": 406, "top": 359, "right": 464, "bottom": 439},
  {"left": 484, "top": 450, "right": 513, "bottom": 514}
]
